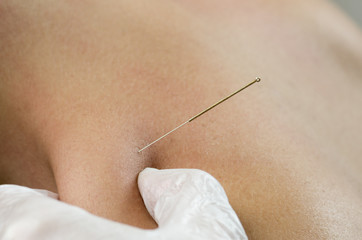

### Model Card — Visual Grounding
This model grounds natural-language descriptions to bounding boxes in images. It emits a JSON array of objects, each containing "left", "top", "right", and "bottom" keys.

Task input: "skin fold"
[{"left": 0, "top": 0, "right": 362, "bottom": 239}]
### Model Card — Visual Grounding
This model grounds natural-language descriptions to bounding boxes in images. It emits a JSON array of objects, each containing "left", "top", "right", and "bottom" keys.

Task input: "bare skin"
[{"left": 1, "top": 0, "right": 362, "bottom": 239}]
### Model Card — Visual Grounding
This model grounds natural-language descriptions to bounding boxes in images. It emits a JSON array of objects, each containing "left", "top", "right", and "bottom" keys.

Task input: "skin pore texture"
[{"left": 1, "top": 0, "right": 362, "bottom": 239}]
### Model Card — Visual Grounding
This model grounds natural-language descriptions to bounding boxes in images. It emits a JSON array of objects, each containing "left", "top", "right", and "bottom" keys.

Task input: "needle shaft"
[{"left": 138, "top": 77, "right": 261, "bottom": 152}]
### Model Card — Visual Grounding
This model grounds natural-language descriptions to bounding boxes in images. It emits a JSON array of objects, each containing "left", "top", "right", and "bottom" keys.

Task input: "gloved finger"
[
  {"left": 0, "top": 184, "right": 153, "bottom": 240},
  {"left": 0, "top": 184, "right": 61, "bottom": 239},
  {"left": 138, "top": 168, "right": 248, "bottom": 240}
]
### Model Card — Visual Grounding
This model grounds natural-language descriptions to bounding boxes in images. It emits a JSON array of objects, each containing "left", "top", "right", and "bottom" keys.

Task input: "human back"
[{"left": 0, "top": 0, "right": 362, "bottom": 239}]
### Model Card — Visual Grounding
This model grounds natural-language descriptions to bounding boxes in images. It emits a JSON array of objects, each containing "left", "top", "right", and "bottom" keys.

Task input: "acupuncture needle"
[{"left": 138, "top": 77, "right": 261, "bottom": 153}]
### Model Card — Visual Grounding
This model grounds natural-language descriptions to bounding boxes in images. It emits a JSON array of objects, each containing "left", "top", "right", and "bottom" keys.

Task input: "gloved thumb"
[{"left": 138, "top": 168, "right": 248, "bottom": 240}]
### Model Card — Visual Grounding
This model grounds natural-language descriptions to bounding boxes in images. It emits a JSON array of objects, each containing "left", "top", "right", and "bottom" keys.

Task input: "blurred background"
[{"left": 332, "top": 0, "right": 362, "bottom": 28}]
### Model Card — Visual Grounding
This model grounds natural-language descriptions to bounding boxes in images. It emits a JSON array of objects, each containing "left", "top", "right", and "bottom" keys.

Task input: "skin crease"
[{"left": 1, "top": 0, "right": 362, "bottom": 239}]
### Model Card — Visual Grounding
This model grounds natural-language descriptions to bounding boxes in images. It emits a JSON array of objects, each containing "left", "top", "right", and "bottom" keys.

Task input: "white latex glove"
[{"left": 0, "top": 168, "right": 248, "bottom": 240}]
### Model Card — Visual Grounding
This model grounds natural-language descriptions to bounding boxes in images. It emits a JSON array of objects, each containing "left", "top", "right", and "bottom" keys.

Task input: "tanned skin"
[{"left": 1, "top": 0, "right": 362, "bottom": 239}]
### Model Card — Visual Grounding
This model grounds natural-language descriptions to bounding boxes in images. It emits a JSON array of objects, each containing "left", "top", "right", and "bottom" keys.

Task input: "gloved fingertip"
[
  {"left": 138, "top": 168, "right": 187, "bottom": 218},
  {"left": 137, "top": 168, "right": 248, "bottom": 239},
  {"left": 138, "top": 168, "right": 205, "bottom": 222},
  {"left": 137, "top": 168, "right": 163, "bottom": 218},
  {"left": 138, "top": 167, "right": 158, "bottom": 177}
]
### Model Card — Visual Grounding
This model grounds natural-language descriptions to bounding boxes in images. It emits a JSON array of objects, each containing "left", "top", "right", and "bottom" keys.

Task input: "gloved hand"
[{"left": 0, "top": 168, "right": 248, "bottom": 240}]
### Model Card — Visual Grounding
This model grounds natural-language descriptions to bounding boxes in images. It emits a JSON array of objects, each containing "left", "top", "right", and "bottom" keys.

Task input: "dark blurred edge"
[{"left": 332, "top": 0, "right": 362, "bottom": 28}]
